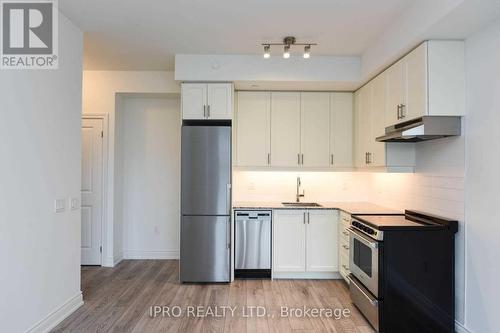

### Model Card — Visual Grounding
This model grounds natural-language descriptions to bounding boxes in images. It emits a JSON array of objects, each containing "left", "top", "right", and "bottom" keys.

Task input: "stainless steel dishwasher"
[{"left": 234, "top": 210, "right": 272, "bottom": 278}]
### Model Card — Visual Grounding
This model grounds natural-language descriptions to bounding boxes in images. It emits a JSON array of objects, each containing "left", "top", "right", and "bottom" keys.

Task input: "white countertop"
[{"left": 233, "top": 201, "right": 402, "bottom": 215}]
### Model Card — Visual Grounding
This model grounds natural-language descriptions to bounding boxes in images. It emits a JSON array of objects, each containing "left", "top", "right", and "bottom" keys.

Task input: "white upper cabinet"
[
  {"left": 207, "top": 83, "right": 233, "bottom": 119},
  {"left": 301, "top": 92, "right": 331, "bottom": 167},
  {"left": 235, "top": 91, "right": 271, "bottom": 167},
  {"left": 370, "top": 74, "right": 387, "bottom": 167},
  {"left": 270, "top": 92, "right": 302, "bottom": 167},
  {"left": 405, "top": 42, "right": 428, "bottom": 121},
  {"left": 385, "top": 59, "right": 405, "bottom": 126},
  {"left": 354, "top": 87, "right": 370, "bottom": 168},
  {"left": 181, "top": 83, "right": 207, "bottom": 119},
  {"left": 235, "top": 91, "right": 353, "bottom": 169},
  {"left": 330, "top": 93, "right": 353, "bottom": 168},
  {"left": 385, "top": 41, "right": 465, "bottom": 126},
  {"left": 182, "top": 83, "right": 233, "bottom": 120}
]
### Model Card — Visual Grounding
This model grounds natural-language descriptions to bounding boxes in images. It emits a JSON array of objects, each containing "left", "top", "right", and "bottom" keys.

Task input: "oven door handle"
[
  {"left": 347, "top": 275, "right": 378, "bottom": 306},
  {"left": 348, "top": 228, "right": 379, "bottom": 249}
]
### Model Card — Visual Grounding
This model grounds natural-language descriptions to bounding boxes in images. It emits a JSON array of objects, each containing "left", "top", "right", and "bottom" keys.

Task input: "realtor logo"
[{"left": 1, "top": 0, "right": 58, "bottom": 69}]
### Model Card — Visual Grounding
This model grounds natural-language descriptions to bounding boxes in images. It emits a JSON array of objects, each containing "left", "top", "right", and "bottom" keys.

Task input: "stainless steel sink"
[{"left": 282, "top": 202, "right": 322, "bottom": 207}]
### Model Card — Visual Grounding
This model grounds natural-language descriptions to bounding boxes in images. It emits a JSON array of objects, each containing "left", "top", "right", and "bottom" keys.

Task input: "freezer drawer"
[
  {"left": 235, "top": 211, "right": 271, "bottom": 270},
  {"left": 180, "top": 216, "right": 230, "bottom": 282}
]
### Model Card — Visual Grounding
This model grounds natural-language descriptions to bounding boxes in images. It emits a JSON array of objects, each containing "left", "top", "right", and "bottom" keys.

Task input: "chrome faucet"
[{"left": 296, "top": 176, "right": 305, "bottom": 202}]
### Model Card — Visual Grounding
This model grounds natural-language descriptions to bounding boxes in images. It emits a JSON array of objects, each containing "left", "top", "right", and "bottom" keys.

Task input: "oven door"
[{"left": 349, "top": 228, "right": 380, "bottom": 297}]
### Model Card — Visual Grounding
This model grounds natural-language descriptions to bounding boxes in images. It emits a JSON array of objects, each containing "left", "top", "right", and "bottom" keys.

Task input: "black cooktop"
[{"left": 352, "top": 210, "right": 458, "bottom": 232}]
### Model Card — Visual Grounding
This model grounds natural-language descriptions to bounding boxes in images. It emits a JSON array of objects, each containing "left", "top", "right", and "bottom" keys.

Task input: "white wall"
[
  {"left": 117, "top": 96, "right": 181, "bottom": 259},
  {"left": 463, "top": 18, "right": 500, "bottom": 333},
  {"left": 0, "top": 13, "right": 83, "bottom": 333},
  {"left": 82, "top": 71, "right": 180, "bottom": 266}
]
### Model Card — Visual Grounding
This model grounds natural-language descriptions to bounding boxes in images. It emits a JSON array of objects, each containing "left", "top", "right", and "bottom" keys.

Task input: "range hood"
[{"left": 376, "top": 116, "right": 461, "bottom": 143}]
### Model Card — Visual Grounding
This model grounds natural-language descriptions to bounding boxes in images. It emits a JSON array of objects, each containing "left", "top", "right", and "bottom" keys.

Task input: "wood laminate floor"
[{"left": 53, "top": 260, "right": 373, "bottom": 333}]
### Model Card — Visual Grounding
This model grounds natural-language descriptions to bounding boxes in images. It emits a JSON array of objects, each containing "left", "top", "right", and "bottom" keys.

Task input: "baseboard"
[
  {"left": 123, "top": 249, "right": 179, "bottom": 259},
  {"left": 26, "top": 292, "right": 83, "bottom": 333},
  {"left": 102, "top": 256, "right": 115, "bottom": 267},
  {"left": 455, "top": 321, "right": 472, "bottom": 333},
  {"left": 114, "top": 252, "right": 124, "bottom": 266},
  {"left": 272, "top": 271, "right": 342, "bottom": 280}
]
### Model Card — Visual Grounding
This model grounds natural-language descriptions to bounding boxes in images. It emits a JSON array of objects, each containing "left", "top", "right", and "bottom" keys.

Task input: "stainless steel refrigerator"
[{"left": 180, "top": 124, "right": 231, "bottom": 283}]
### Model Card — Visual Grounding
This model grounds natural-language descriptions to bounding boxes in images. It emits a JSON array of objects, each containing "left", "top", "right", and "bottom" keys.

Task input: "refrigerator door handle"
[
  {"left": 226, "top": 183, "right": 232, "bottom": 215},
  {"left": 227, "top": 218, "right": 231, "bottom": 250}
]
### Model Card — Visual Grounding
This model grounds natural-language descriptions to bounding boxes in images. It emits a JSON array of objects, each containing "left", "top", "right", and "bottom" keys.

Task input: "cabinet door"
[
  {"left": 405, "top": 43, "right": 428, "bottom": 121},
  {"left": 236, "top": 91, "right": 271, "bottom": 167},
  {"left": 385, "top": 60, "right": 405, "bottom": 126},
  {"left": 273, "top": 210, "right": 306, "bottom": 272},
  {"left": 330, "top": 92, "right": 353, "bottom": 168},
  {"left": 270, "top": 92, "right": 301, "bottom": 167},
  {"left": 370, "top": 74, "right": 387, "bottom": 167},
  {"left": 207, "top": 83, "right": 233, "bottom": 119},
  {"left": 182, "top": 83, "right": 207, "bottom": 119},
  {"left": 301, "top": 92, "right": 330, "bottom": 167},
  {"left": 354, "top": 87, "right": 370, "bottom": 167},
  {"left": 306, "top": 210, "right": 338, "bottom": 272}
]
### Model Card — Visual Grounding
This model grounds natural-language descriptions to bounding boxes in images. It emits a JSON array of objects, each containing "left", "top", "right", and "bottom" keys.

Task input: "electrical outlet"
[{"left": 54, "top": 199, "right": 66, "bottom": 213}]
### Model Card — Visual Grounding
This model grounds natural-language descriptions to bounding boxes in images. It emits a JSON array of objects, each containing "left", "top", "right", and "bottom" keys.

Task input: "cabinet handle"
[
  {"left": 207, "top": 105, "right": 211, "bottom": 118},
  {"left": 342, "top": 245, "right": 349, "bottom": 250},
  {"left": 342, "top": 264, "right": 349, "bottom": 270},
  {"left": 330, "top": 154, "right": 334, "bottom": 165},
  {"left": 267, "top": 153, "right": 270, "bottom": 165},
  {"left": 365, "top": 152, "right": 368, "bottom": 164},
  {"left": 301, "top": 154, "right": 304, "bottom": 165},
  {"left": 203, "top": 105, "right": 207, "bottom": 118},
  {"left": 303, "top": 212, "right": 306, "bottom": 224},
  {"left": 397, "top": 104, "right": 401, "bottom": 119},
  {"left": 368, "top": 152, "right": 372, "bottom": 164},
  {"left": 400, "top": 104, "right": 405, "bottom": 118},
  {"left": 307, "top": 212, "right": 310, "bottom": 224},
  {"left": 298, "top": 154, "right": 301, "bottom": 165}
]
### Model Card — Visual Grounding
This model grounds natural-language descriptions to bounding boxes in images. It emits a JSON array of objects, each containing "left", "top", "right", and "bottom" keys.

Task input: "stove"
[{"left": 347, "top": 210, "right": 458, "bottom": 333}]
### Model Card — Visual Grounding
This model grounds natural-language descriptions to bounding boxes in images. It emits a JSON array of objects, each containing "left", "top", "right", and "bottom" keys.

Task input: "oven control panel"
[{"left": 351, "top": 220, "right": 384, "bottom": 241}]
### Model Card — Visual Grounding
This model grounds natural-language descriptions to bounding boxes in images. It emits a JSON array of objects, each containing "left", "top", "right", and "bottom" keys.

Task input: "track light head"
[
  {"left": 263, "top": 45, "right": 271, "bottom": 59},
  {"left": 303, "top": 45, "right": 311, "bottom": 58},
  {"left": 283, "top": 45, "right": 290, "bottom": 59}
]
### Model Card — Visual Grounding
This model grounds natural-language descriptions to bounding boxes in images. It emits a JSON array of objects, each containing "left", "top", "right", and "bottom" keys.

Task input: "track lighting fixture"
[{"left": 262, "top": 37, "right": 317, "bottom": 59}]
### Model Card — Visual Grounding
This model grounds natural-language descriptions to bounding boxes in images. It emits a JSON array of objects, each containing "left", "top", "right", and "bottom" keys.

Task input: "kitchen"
[
  {"left": 2, "top": 1, "right": 499, "bottom": 333},
  {"left": 176, "top": 40, "right": 461, "bottom": 333}
]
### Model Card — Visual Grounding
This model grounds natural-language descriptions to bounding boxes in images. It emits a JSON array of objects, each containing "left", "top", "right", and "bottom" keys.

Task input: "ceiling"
[{"left": 59, "top": 0, "right": 414, "bottom": 71}]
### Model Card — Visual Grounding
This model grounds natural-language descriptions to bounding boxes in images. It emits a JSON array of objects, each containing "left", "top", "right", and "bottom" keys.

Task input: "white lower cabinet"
[
  {"left": 273, "top": 209, "right": 339, "bottom": 277},
  {"left": 338, "top": 211, "right": 351, "bottom": 283},
  {"left": 273, "top": 210, "right": 306, "bottom": 272}
]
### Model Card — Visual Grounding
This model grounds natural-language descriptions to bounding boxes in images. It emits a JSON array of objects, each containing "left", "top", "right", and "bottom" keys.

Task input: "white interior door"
[{"left": 81, "top": 118, "right": 104, "bottom": 265}]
